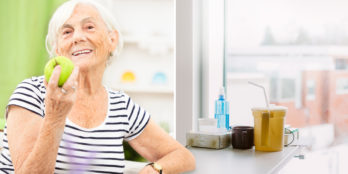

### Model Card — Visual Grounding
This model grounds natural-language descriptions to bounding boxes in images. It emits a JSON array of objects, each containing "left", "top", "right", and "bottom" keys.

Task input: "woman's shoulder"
[
  {"left": 106, "top": 88, "right": 126, "bottom": 98},
  {"left": 20, "top": 76, "right": 45, "bottom": 86},
  {"left": 106, "top": 88, "right": 133, "bottom": 102},
  {"left": 8, "top": 76, "right": 46, "bottom": 117},
  {"left": 18, "top": 76, "right": 46, "bottom": 93}
]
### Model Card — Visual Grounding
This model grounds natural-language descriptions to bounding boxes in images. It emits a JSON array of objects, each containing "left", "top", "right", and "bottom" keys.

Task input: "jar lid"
[{"left": 251, "top": 105, "right": 287, "bottom": 111}]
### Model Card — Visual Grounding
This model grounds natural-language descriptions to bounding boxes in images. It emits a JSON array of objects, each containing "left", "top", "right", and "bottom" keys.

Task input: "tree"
[
  {"left": 295, "top": 28, "right": 311, "bottom": 44},
  {"left": 261, "top": 26, "right": 276, "bottom": 45}
]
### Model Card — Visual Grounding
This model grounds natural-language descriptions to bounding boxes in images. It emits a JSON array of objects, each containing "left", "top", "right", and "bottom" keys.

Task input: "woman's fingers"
[
  {"left": 62, "top": 67, "right": 79, "bottom": 93},
  {"left": 44, "top": 80, "right": 48, "bottom": 87},
  {"left": 48, "top": 66, "right": 61, "bottom": 89},
  {"left": 44, "top": 65, "right": 77, "bottom": 121},
  {"left": 69, "top": 66, "right": 79, "bottom": 85}
]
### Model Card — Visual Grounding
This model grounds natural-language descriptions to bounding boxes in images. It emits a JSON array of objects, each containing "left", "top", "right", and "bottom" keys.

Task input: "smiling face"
[{"left": 56, "top": 3, "right": 118, "bottom": 70}]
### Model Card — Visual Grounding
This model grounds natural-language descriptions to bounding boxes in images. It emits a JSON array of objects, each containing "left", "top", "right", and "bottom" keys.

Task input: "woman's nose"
[{"left": 72, "top": 29, "right": 86, "bottom": 44}]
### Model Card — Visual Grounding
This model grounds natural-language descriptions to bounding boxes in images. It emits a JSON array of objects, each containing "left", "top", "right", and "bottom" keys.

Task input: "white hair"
[{"left": 45, "top": 0, "right": 123, "bottom": 64}]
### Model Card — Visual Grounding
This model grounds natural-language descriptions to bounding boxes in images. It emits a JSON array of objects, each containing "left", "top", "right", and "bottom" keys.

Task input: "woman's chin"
[
  {"left": 70, "top": 54, "right": 106, "bottom": 71},
  {"left": 72, "top": 60, "right": 102, "bottom": 73},
  {"left": 73, "top": 61, "right": 89, "bottom": 69},
  {"left": 71, "top": 55, "right": 92, "bottom": 65},
  {"left": 72, "top": 54, "right": 91, "bottom": 61}
]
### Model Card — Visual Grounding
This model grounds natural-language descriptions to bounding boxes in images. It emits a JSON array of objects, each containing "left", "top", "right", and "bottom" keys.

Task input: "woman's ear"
[{"left": 108, "top": 30, "right": 119, "bottom": 51}]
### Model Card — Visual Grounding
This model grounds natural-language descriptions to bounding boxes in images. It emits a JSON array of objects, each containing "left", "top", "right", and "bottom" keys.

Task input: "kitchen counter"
[{"left": 187, "top": 146, "right": 300, "bottom": 174}]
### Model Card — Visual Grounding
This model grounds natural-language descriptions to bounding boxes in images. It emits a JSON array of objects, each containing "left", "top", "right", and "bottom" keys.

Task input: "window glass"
[
  {"left": 336, "top": 78, "right": 348, "bottom": 94},
  {"left": 225, "top": 0, "right": 348, "bottom": 134},
  {"left": 306, "top": 80, "right": 316, "bottom": 100}
]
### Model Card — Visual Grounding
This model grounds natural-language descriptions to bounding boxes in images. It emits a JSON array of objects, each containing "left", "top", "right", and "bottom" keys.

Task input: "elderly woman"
[{"left": 0, "top": 0, "right": 195, "bottom": 173}]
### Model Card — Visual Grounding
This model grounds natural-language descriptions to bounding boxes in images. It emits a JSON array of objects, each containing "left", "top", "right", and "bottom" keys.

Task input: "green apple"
[{"left": 44, "top": 56, "right": 74, "bottom": 87}]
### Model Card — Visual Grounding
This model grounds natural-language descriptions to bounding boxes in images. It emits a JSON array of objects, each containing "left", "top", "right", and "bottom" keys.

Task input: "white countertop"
[{"left": 187, "top": 146, "right": 300, "bottom": 174}]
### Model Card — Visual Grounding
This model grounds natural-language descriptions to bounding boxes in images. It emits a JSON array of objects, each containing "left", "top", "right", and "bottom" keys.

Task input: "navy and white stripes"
[{"left": 0, "top": 76, "right": 150, "bottom": 173}]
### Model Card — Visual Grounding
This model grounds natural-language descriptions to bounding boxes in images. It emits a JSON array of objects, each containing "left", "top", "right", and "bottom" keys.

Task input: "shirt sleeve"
[
  {"left": 6, "top": 78, "right": 44, "bottom": 118},
  {"left": 123, "top": 94, "right": 151, "bottom": 141}
]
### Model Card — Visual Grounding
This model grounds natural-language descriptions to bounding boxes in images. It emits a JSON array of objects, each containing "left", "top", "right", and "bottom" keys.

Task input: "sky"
[{"left": 226, "top": 0, "right": 348, "bottom": 47}]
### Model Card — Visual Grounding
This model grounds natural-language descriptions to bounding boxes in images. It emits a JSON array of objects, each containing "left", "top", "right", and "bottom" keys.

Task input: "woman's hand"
[
  {"left": 44, "top": 65, "right": 79, "bottom": 123},
  {"left": 129, "top": 119, "right": 196, "bottom": 174}
]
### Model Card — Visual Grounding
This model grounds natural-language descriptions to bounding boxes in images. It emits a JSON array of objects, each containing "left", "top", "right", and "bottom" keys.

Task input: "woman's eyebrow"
[
  {"left": 61, "top": 17, "right": 96, "bottom": 30},
  {"left": 62, "top": 24, "right": 73, "bottom": 29},
  {"left": 81, "top": 17, "right": 96, "bottom": 24}
]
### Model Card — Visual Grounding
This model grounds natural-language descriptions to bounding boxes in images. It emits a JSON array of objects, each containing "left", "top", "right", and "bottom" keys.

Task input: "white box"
[{"left": 186, "top": 131, "right": 231, "bottom": 149}]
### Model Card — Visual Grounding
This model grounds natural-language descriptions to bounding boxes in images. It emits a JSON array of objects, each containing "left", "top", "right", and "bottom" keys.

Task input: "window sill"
[{"left": 186, "top": 145, "right": 300, "bottom": 174}]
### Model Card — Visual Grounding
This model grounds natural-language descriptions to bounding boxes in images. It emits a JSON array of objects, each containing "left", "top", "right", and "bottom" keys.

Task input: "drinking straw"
[
  {"left": 248, "top": 81, "right": 270, "bottom": 146},
  {"left": 248, "top": 81, "right": 270, "bottom": 110}
]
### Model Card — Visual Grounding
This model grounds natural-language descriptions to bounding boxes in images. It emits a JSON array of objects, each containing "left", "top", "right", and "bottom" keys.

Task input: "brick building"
[{"left": 227, "top": 46, "right": 348, "bottom": 134}]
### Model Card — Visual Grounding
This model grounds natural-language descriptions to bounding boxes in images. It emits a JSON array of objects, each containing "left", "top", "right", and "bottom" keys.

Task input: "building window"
[
  {"left": 280, "top": 78, "right": 296, "bottom": 100},
  {"left": 269, "top": 77, "right": 296, "bottom": 102},
  {"left": 306, "top": 80, "right": 316, "bottom": 100},
  {"left": 336, "top": 78, "right": 348, "bottom": 94},
  {"left": 335, "top": 59, "right": 348, "bottom": 70}
]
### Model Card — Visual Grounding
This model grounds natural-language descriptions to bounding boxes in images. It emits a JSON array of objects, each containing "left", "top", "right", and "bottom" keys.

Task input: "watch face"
[{"left": 153, "top": 163, "right": 162, "bottom": 170}]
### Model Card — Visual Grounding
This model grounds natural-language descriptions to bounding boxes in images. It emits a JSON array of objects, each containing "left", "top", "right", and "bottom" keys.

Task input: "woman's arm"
[
  {"left": 7, "top": 106, "right": 66, "bottom": 173},
  {"left": 128, "top": 119, "right": 196, "bottom": 174},
  {"left": 7, "top": 66, "right": 79, "bottom": 173}
]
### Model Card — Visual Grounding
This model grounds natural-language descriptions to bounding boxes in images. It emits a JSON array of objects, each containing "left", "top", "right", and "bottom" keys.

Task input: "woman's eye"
[
  {"left": 63, "top": 30, "right": 71, "bottom": 35},
  {"left": 87, "top": 25, "right": 94, "bottom": 30}
]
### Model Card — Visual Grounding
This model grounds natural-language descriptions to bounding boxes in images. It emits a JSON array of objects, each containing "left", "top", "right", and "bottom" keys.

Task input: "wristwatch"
[{"left": 147, "top": 162, "right": 163, "bottom": 174}]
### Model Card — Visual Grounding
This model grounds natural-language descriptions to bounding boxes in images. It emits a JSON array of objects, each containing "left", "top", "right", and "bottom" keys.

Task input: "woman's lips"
[{"left": 72, "top": 49, "right": 93, "bottom": 56}]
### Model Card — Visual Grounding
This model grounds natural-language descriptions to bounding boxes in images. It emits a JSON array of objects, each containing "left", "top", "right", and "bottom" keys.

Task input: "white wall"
[{"left": 97, "top": 0, "right": 175, "bottom": 134}]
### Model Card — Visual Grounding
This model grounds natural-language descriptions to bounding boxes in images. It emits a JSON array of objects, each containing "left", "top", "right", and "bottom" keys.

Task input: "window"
[
  {"left": 176, "top": 0, "right": 348, "bottom": 172},
  {"left": 280, "top": 78, "right": 296, "bottom": 100},
  {"left": 336, "top": 78, "right": 348, "bottom": 94},
  {"left": 270, "top": 78, "right": 296, "bottom": 102},
  {"left": 177, "top": 0, "right": 348, "bottom": 144},
  {"left": 335, "top": 59, "right": 347, "bottom": 70},
  {"left": 306, "top": 80, "right": 316, "bottom": 100},
  {"left": 224, "top": 0, "right": 348, "bottom": 129}
]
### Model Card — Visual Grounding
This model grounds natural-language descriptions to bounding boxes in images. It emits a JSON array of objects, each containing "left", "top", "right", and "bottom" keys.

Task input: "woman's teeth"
[{"left": 72, "top": 50, "right": 92, "bottom": 56}]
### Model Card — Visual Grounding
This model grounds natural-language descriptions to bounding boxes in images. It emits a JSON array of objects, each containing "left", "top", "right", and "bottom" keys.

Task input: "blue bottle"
[{"left": 214, "top": 87, "right": 230, "bottom": 130}]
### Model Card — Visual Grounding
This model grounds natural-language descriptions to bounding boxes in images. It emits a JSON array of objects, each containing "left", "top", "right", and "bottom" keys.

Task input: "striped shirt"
[{"left": 0, "top": 76, "right": 151, "bottom": 174}]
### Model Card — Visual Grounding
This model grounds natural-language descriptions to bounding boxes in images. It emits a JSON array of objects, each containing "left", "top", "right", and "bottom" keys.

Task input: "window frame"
[{"left": 175, "top": 0, "right": 225, "bottom": 144}]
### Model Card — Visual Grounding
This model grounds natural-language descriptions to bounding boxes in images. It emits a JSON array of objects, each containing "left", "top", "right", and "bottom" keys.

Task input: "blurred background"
[
  {"left": 0, "top": 0, "right": 174, "bottom": 137},
  {"left": 0, "top": 0, "right": 68, "bottom": 129},
  {"left": 222, "top": 0, "right": 348, "bottom": 173}
]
